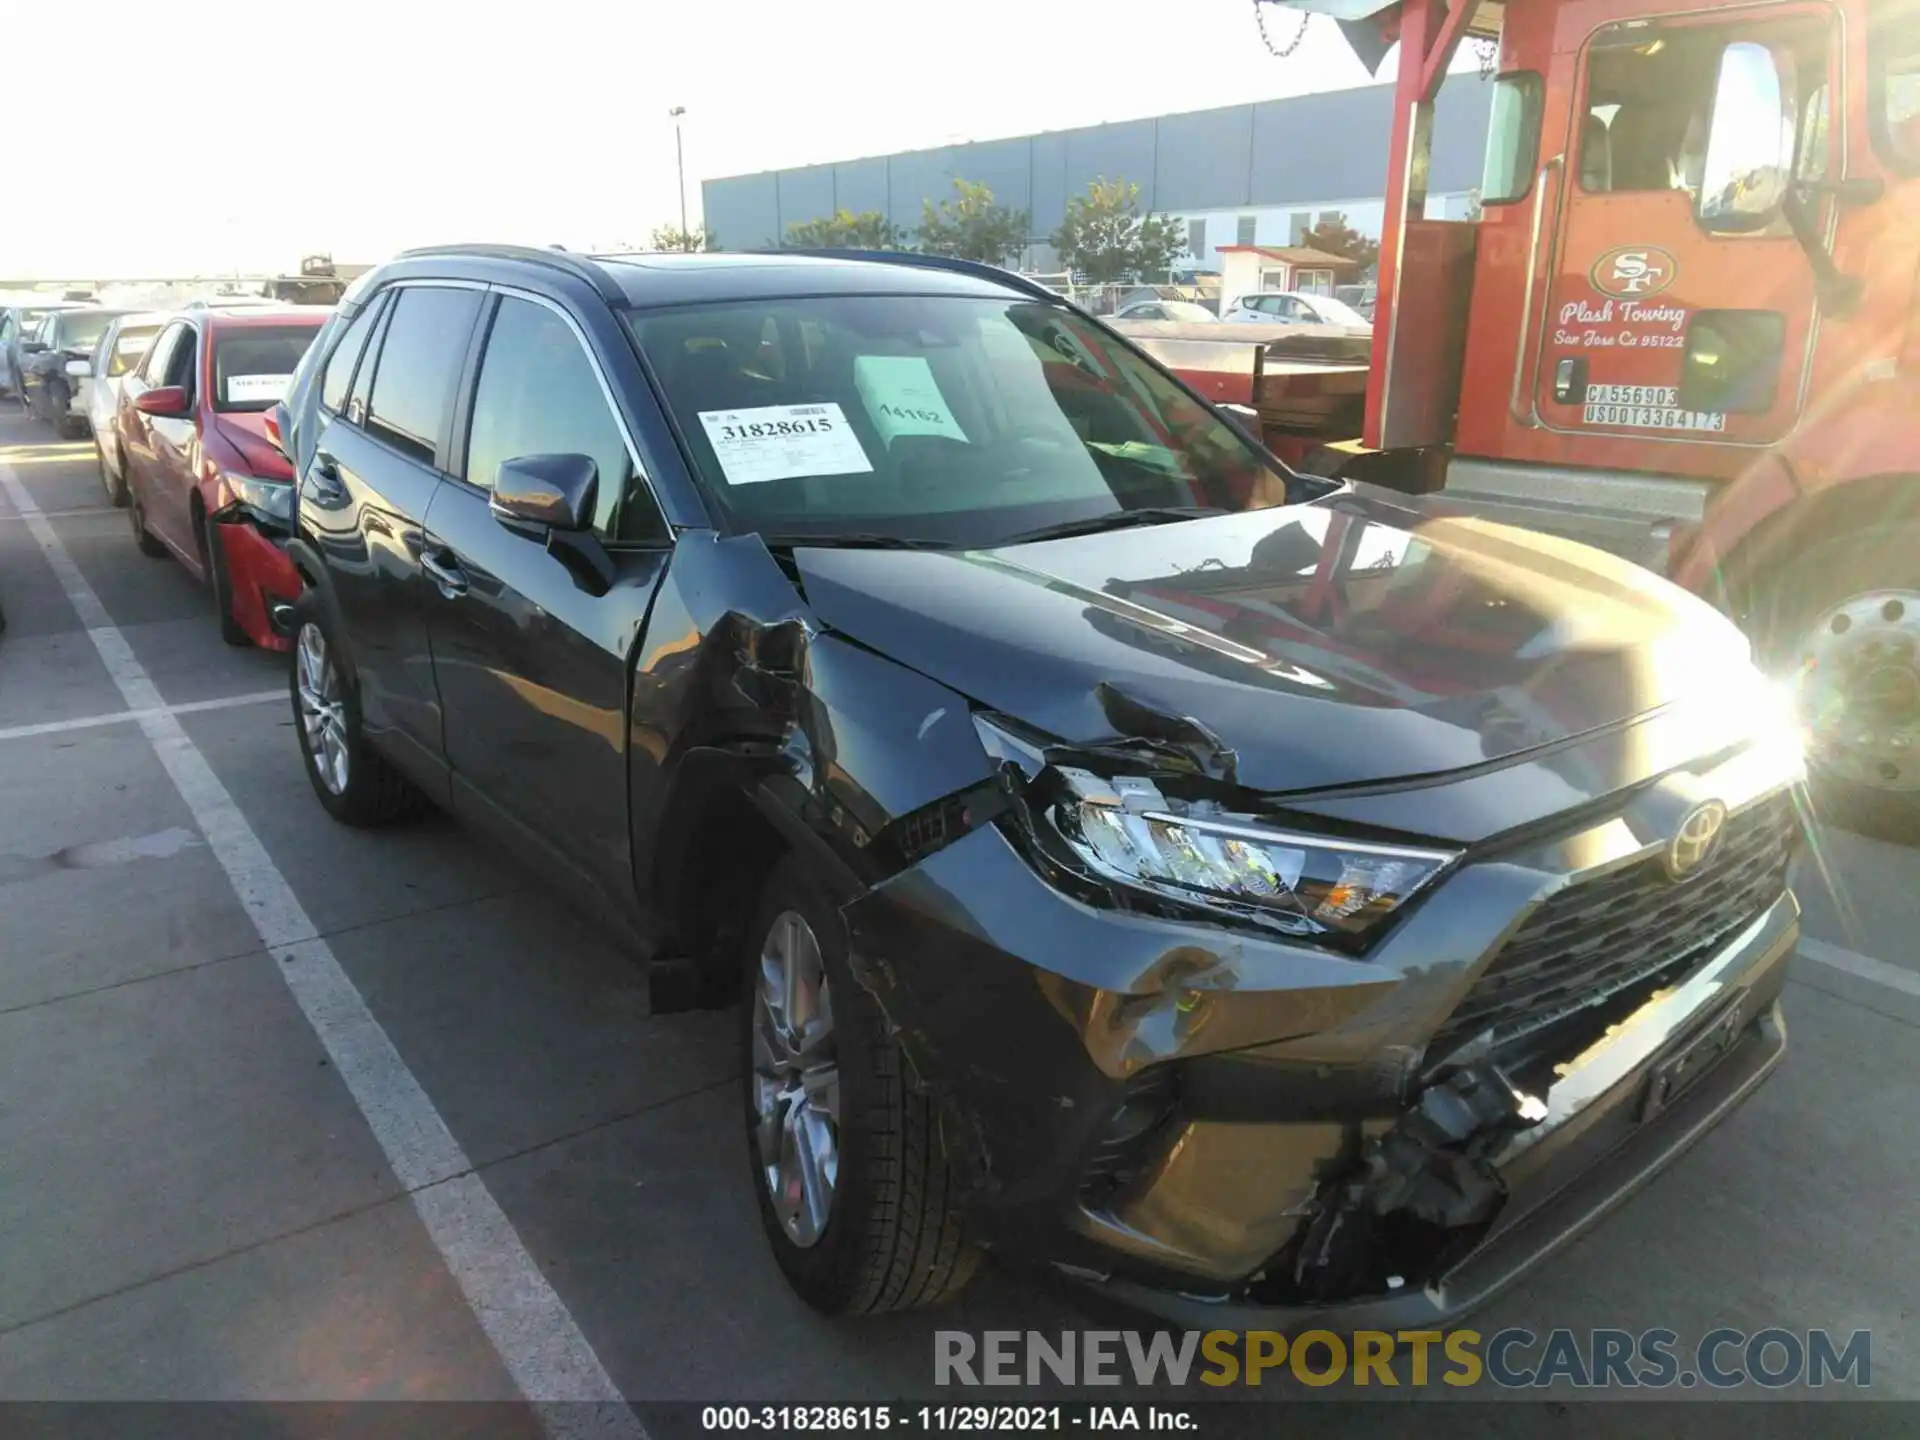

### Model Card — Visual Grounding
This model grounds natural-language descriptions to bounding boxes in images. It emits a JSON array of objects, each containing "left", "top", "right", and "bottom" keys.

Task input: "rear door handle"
[{"left": 421, "top": 548, "right": 469, "bottom": 598}]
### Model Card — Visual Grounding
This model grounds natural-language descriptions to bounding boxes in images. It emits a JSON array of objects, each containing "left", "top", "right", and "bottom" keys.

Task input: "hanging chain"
[
  {"left": 1474, "top": 35, "right": 1499, "bottom": 79},
  {"left": 1252, "top": 0, "right": 1311, "bottom": 59}
]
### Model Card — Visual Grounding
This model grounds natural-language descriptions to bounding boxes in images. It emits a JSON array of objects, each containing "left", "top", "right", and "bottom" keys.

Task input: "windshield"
[
  {"left": 1303, "top": 295, "right": 1371, "bottom": 327},
  {"left": 52, "top": 311, "right": 121, "bottom": 352},
  {"left": 630, "top": 295, "right": 1293, "bottom": 546},
  {"left": 213, "top": 325, "right": 323, "bottom": 410}
]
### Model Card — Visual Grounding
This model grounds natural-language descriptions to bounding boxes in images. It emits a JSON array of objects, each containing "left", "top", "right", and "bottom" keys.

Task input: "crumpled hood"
[
  {"left": 790, "top": 488, "right": 1754, "bottom": 796},
  {"left": 212, "top": 412, "right": 294, "bottom": 482}
]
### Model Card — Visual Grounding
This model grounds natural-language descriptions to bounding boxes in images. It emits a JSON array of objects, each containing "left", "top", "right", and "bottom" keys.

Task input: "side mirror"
[
  {"left": 1697, "top": 42, "right": 1797, "bottom": 234},
  {"left": 64, "top": 359, "right": 91, "bottom": 379},
  {"left": 133, "top": 386, "right": 191, "bottom": 418},
  {"left": 490, "top": 453, "right": 598, "bottom": 533}
]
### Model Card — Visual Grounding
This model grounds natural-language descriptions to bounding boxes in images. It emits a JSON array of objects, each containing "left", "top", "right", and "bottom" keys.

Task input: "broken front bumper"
[
  {"left": 1101, "top": 902, "right": 1792, "bottom": 1329},
  {"left": 843, "top": 734, "right": 1799, "bottom": 1323}
]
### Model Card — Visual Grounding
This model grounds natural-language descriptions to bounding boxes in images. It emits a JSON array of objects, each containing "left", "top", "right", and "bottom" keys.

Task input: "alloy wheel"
[
  {"left": 751, "top": 909, "right": 841, "bottom": 1247},
  {"left": 1797, "top": 589, "right": 1920, "bottom": 794},
  {"left": 296, "top": 622, "right": 350, "bottom": 795}
]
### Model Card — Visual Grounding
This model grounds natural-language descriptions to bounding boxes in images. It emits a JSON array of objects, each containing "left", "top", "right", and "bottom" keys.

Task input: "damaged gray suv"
[{"left": 277, "top": 244, "right": 1803, "bottom": 1322}]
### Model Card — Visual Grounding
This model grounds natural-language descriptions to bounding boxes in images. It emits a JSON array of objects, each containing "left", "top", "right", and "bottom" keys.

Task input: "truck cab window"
[
  {"left": 1583, "top": 27, "right": 1829, "bottom": 197},
  {"left": 1874, "top": 23, "right": 1920, "bottom": 171}
]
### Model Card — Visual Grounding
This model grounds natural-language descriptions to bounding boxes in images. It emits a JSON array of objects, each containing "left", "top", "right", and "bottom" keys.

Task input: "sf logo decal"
[{"left": 1591, "top": 244, "right": 1679, "bottom": 300}]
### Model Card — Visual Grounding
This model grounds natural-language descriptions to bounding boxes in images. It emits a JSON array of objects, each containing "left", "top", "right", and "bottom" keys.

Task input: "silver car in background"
[{"left": 85, "top": 312, "right": 168, "bottom": 505}]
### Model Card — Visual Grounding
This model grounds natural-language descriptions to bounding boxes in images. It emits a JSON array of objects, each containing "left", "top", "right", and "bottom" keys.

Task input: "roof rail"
[
  {"left": 752, "top": 248, "right": 1067, "bottom": 307},
  {"left": 392, "top": 243, "right": 628, "bottom": 304}
]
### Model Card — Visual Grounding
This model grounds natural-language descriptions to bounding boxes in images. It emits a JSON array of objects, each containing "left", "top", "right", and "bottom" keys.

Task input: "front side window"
[
  {"left": 630, "top": 294, "right": 1283, "bottom": 547},
  {"left": 213, "top": 325, "right": 323, "bottom": 411},
  {"left": 139, "top": 323, "right": 187, "bottom": 385},
  {"left": 464, "top": 296, "right": 659, "bottom": 540},
  {"left": 1480, "top": 71, "right": 1543, "bottom": 204},
  {"left": 363, "top": 286, "right": 482, "bottom": 464}
]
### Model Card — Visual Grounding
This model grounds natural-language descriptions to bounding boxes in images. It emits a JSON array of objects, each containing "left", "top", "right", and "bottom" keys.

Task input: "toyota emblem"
[{"left": 1666, "top": 800, "right": 1729, "bottom": 881}]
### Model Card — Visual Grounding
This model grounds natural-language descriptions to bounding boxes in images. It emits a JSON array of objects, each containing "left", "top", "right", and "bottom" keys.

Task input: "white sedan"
[
  {"left": 1222, "top": 291, "right": 1373, "bottom": 328},
  {"left": 86, "top": 312, "right": 167, "bottom": 506}
]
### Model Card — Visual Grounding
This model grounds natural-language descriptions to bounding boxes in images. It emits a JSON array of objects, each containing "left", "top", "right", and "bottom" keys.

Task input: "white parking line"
[
  {"left": 0, "top": 460, "right": 645, "bottom": 1436},
  {"left": 0, "top": 690, "right": 285, "bottom": 743},
  {"left": 1799, "top": 937, "right": 1920, "bottom": 1001}
]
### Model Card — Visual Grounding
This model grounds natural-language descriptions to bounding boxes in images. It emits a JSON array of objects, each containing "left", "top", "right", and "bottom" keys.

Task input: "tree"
[
  {"left": 649, "top": 223, "right": 718, "bottom": 253},
  {"left": 784, "top": 210, "right": 906, "bottom": 250},
  {"left": 917, "top": 180, "right": 1029, "bottom": 266},
  {"left": 1297, "top": 211, "right": 1380, "bottom": 274},
  {"left": 1048, "top": 178, "right": 1186, "bottom": 283}
]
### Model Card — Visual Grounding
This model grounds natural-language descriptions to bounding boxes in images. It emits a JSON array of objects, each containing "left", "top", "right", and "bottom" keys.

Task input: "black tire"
[
  {"left": 59, "top": 415, "right": 87, "bottom": 441},
  {"left": 201, "top": 509, "right": 251, "bottom": 647},
  {"left": 41, "top": 382, "right": 68, "bottom": 430},
  {"left": 289, "top": 591, "right": 428, "bottom": 827},
  {"left": 741, "top": 856, "right": 980, "bottom": 1315},
  {"left": 1748, "top": 522, "right": 1920, "bottom": 843},
  {"left": 99, "top": 439, "right": 129, "bottom": 507},
  {"left": 129, "top": 488, "right": 168, "bottom": 558}
]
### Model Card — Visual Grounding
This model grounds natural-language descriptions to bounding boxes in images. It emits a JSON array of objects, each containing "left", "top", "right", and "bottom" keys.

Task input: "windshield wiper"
[
  {"left": 755, "top": 531, "right": 953, "bottom": 551},
  {"left": 995, "top": 507, "right": 1227, "bottom": 547}
]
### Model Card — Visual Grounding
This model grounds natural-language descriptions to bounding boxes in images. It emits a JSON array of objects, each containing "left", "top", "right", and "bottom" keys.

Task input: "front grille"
[{"left": 1433, "top": 792, "right": 1799, "bottom": 1057}]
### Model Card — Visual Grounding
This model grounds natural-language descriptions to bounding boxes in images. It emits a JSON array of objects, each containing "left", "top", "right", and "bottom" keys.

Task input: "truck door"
[{"left": 1528, "top": 15, "right": 1834, "bottom": 446}]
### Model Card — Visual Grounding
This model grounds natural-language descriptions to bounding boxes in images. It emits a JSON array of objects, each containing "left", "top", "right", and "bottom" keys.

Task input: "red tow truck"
[{"left": 1134, "top": 0, "right": 1920, "bottom": 836}]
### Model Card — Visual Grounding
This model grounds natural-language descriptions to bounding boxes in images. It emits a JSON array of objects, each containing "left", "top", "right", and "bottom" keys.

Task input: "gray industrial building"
[{"left": 702, "top": 77, "right": 1495, "bottom": 270}]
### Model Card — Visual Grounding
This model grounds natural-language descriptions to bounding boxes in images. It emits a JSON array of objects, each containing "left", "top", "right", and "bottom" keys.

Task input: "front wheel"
[
  {"left": 1751, "top": 522, "right": 1920, "bottom": 842},
  {"left": 741, "top": 857, "right": 980, "bottom": 1314}
]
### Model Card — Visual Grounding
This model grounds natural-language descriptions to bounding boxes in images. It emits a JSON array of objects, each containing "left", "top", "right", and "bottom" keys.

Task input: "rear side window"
[
  {"left": 320, "top": 297, "right": 383, "bottom": 414},
  {"left": 362, "top": 287, "right": 482, "bottom": 465}
]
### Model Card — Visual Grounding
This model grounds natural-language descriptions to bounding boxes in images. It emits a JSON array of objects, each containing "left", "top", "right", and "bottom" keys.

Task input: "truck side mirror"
[{"left": 1697, "top": 42, "right": 1797, "bottom": 235}]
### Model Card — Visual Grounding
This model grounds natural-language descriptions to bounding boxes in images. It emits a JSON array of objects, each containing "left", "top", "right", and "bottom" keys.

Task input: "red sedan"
[{"left": 116, "top": 307, "right": 328, "bottom": 650}]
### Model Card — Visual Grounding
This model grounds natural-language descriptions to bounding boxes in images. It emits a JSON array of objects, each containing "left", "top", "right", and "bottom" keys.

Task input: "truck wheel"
[
  {"left": 1753, "top": 523, "right": 1920, "bottom": 842},
  {"left": 741, "top": 856, "right": 980, "bottom": 1314},
  {"left": 290, "top": 592, "right": 427, "bottom": 826}
]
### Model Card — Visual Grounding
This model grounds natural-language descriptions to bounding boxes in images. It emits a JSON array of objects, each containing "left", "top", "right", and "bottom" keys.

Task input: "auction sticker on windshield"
[
  {"left": 225, "top": 373, "right": 293, "bottom": 403},
  {"left": 854, "top": 355, "right": 969, "bottom": 444},
  {"left": 1582, "top": 385, "right": 1725, "bottom": 433},
  {"left": 697, "top": 403, "right": 873, "bottom": 486}
]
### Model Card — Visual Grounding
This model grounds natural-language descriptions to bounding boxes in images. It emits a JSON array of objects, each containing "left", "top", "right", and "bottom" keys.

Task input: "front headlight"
[
  {"left": 224, "top": 473, "right": 292, "bottom": 525},
  {"left": 1045, "top": 767, "right": 1458, "bottom": 945}
]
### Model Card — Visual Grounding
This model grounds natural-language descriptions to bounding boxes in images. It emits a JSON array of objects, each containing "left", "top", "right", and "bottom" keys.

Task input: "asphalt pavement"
[{"left": 1, "top": 408, "right": 1917, "bottom": 1416}]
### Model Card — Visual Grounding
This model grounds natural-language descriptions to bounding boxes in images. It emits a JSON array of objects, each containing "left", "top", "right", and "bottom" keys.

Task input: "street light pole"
[{"left": 669, "top": 106, "right": 688, "bottom": 242}]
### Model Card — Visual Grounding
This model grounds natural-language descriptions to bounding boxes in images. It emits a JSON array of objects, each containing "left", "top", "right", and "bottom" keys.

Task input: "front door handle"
[{"left": 421, "top": 549, "right": 469, "bottom": 598}]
